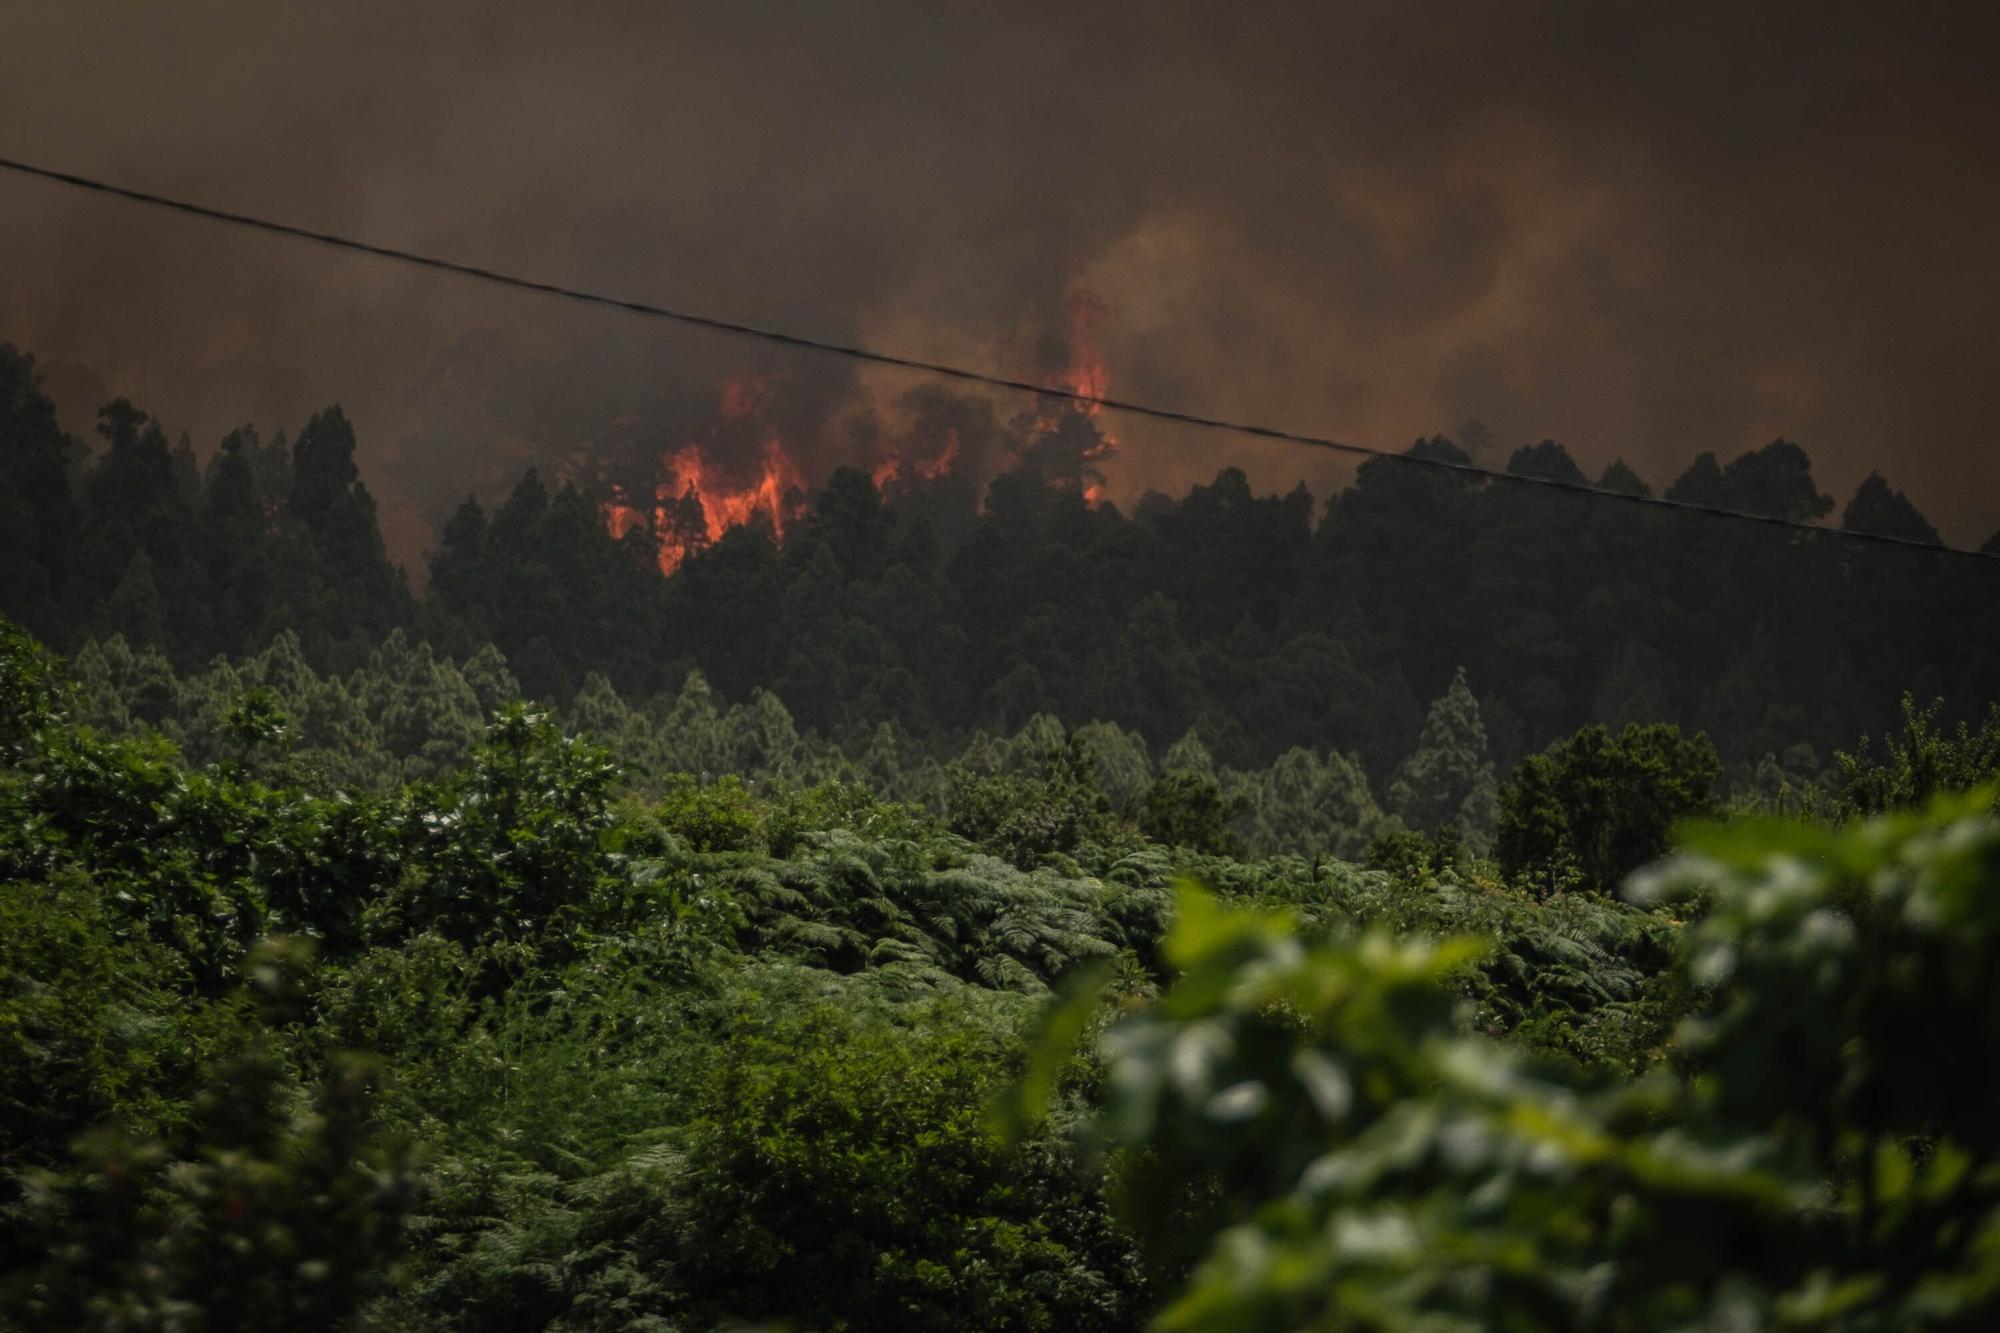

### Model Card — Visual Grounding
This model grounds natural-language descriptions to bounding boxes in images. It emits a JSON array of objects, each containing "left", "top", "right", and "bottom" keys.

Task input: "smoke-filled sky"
[{"left": 3, "top": 0, "right": 1998, "bottom": 559}]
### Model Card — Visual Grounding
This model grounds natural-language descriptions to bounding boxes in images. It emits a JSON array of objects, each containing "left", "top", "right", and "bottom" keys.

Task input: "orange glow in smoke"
[
  {"left": 1054, "top": 289, "right": 1112, "bottom": 409},
  {"left": 872, "top": 429, "right": 961, "bottom": 489},
  {"left": 602, "top": 371, "right": 806, "bottom": 575},
  {"left": 605, "top": 293, "right": 1118, "bottom": 575},
  {"left": 1028, "top": 290, "right": 1120, "bottom": 495}
]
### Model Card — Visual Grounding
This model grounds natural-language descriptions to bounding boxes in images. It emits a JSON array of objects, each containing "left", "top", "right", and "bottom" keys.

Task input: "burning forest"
[
  {"left": 7, "top": 6, "right": 2000, "bottom": 1329},
  {"left": 600, "top": 292, "right": 1121, "bottom": 575}
]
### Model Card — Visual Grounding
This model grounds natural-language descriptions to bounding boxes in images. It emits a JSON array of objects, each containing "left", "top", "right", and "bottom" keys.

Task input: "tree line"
[{"left": 5, "top": 337, "right": 1998, "bottom": 792}]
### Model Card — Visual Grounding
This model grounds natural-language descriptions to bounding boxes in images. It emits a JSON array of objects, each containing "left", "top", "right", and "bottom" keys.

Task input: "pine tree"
[
  {"left": 428, "top": 496, "right": 491, "bottom": 621},
  {"left": 1841, "top": 472, "right": 1941, "bottom": 545},
  {"left": 459, "top": 641, "right": 520, "bottom": 717},
  {"left": 103, "top": 549, "right": 167, "bottom": 649},
  {"left": 1596, "top": 459, "right": 1652, "bottom": 497},
  {"left": 1235, "top": 746, "right": 1391, "bottom": 861},
  {"left": 1717, "top": 439, "right": 1832, "bottom": 522},
  {"left": 286, "top": 407, "right": 405, "bottom": 638},
  {"left": 0, "top": 344, "right": 81, "bottom": 638},
  {"left": 201, "top": 429, "right": 272, "bottom": 653},
  {"left": 1387, "top": 666, "right": 1498, "bottom": 849}
]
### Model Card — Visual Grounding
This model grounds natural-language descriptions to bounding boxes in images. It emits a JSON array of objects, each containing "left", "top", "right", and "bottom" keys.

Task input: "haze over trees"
[{"left": 4, "top": 340, "right": 1996, "bottom": 796}]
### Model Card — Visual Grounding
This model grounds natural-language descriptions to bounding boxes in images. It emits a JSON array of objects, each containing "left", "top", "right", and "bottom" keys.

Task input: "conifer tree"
[
  {"left": 1841, "top": 471, "right": 1941, "bottom": 545},
  {"left": 1387, "top": 667, "right": 1499, "bottom": 849}
]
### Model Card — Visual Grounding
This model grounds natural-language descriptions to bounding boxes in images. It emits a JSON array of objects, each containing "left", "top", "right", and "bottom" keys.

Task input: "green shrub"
[
  {"left": 948, "top": 734, "right": 1114, "bottom": 868},
  {"left": 0, "top": 869, "right": 247, "bottom": 1174},
  {"left": 0, "top": 616, "right": 69, "bottom": 759},
  {"left": 1496, "top": 721, "right": 1720, "bottom": 892},
  {"left": 1825, "top": 694, "right": 2000, "bottom": 819},
  {"left": 385, "top": 705, "right": 620, "bottom": 959},
  {"left": 651, "top": 772, "right": 764, "bottom": 852},
  {"left": 2, "top": 940, "right": 423, "bottom": 1332},
  {"left": 1022, "top": 788, "right": 2000, "bottom": 1330},
  {"left": 1136, "top": 772, "right": 1246, "bottom": 857},
  {"left": 672, "top": 998, "right": 1141, "bottom": 1331},
  {"left": 767, "top": 778, "right": 932, "bottom": 858}
]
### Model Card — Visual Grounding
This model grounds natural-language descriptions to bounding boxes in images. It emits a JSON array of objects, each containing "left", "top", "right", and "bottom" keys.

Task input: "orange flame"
[
  {"left": 604, "top": 371, "right": 808, "bottom": 576},
  {"left": 872, "top": 429, "right": 961, "bottom": 489},
  {"left": 607, "top": 293, "right": 1116, "bottom": 577},
  {"left": 1053, "top": 289, "right": 1112, "bottom": 410},
  {"left": 1024, "top": 291, "right": 1119, "bottom": 497},
  {"left": 665, "top": 439, "right": 802, "bottom": 544},
  {"left": 604, "top": 489, "right": 647, "bottom": 542}
]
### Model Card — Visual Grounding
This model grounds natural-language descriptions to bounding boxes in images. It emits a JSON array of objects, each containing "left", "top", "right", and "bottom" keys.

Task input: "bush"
[
  {"left": 1495, "top": 721, "right": 1720, "bottom": 892},
  {"left": 650, "top": 772, "right": 764, "bottom": 852},
  {"left": 2, "top": 940, "right": 423, "bottom": 1332},
  {"left": 386, "top": 704, "right": 621, "bottom": 958},
  {"left": 948, "top": 735, "right": 1114, "bottom": 868},
  {"left": 766, "top": 779, "right": 931, "bottom": 858},
  {"left": 1022, "top": 788, "right": 2000, "bottom": 1330},
  {"left": 0, "top": 616, "right": 69, "bottom": 760},
  {"left": 672, "top": 999, "right": 1141, "bottom": 1331},
  {"left": 1826, "top": 694, "right": 2000, "bottom": 819},
  {"left": 0, "top": 869, "right": 241, "bottom": 1176},
  {"left": 1136, "top": 772, "right": 1246, "bottom": 857}
]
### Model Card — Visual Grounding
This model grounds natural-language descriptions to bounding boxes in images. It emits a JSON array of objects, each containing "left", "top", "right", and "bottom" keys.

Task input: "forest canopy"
[
  {"left": 5, "top": 595, "right": 2000, "bottom": 1328},
  {"left": 5, "top": 338, "right": 1997, "bottom": 795}
]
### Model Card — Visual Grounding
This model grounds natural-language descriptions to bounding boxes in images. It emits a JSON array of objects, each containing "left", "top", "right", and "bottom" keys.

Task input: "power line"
[{"left": 2, "top": 152, "right": 1993, "bottom": 564}]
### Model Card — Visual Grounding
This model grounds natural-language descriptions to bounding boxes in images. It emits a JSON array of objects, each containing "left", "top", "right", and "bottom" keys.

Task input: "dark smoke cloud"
[{"left": 3, "top": 0, "right": 1997, "bottom": 562}]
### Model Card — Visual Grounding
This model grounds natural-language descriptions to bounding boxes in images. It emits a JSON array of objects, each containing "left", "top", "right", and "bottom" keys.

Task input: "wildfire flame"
[
  {"left": 603, "top": 490, "right": 645, "bottom": 543},
  {"left": 871, "top": 429, "right": 961, "bottom": 490},
  {"left": 1052, "top": 290, "right": 1113, "bottom": 408},
  {"left": 666, "top": 440, "right": 801, "bottom": 542},
  {"left": 1027, "top": 290, "right": 1119, "bottom": 501},
  {"left": 604, "top": 372, "right": 806, "bottom": 575},
  {"left": 603, "top": 292, "right": 1118, "bottom": 575}
]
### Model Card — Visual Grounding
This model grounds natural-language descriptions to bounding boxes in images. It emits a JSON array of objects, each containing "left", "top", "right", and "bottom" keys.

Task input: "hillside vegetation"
[
  {"left": 6, "top": 612, "right": 2000, "bottom": 1329},
  {"left": 7, "top": 338, "right": 1998, "bottom": 791},
  {"left": 8, "top": 339, "right": 2000, "bottom": 1327}
]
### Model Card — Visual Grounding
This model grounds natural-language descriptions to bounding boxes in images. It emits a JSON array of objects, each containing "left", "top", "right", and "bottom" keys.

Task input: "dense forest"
[
  {"left": 7, "top": 605, "right": 2000, "bottom": 1328},
  {"left": 8, "top": 335, "right": 2000, "bottom": 1329},
  {"left": 5, "top": 340, "right": 1997, "bottom": 794}
]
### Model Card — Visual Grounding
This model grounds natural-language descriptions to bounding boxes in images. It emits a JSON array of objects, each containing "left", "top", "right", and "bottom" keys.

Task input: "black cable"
[{"left": 2, "top": 153, "right": 1993, "bottom": 563}]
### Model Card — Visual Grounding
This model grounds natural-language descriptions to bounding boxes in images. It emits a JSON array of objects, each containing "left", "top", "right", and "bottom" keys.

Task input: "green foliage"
[
  {"left": 1638, "top": 790, "right": 2000, "bottom": 1325},
  {"left": 4, "top": 726, "right": 278, "bottom": 988},
  {"left": 717, "top": 834, "right": 1137, "bottom": 995},
  {"left": 1023, "top": 791, "right": 2000, "bottom": 1330},
  {"left": 0, "top": 869, "right": 237, "bottom": 1175},
  {"left": 1826, "top": 694, "right": 2000, "bottom": 819},
  {"left": 1385, "top": 666, "right": 1498, "bottom": 850},
  {"left": 650, "top": 772, "right": 764, "bottom": 852},
  {"left": 1635, "top": 787, "right": 2000, "bottom": 1165},
  {"left": 1228, "top": 746, "right": 1393, "bottom": 863},
  {"left": 7, "top": 1056, "right": 418, "bottom": 1332},
  {"left": 672, "top": 999, "right": 1141, "bottom": 1331},
  {"left": 1137, "top": 771, "right": 1247, "bottom": 857},
  {"left": 949, "top": 732, "right": 1115, "bottom": 868},
  {"left": 3, "top": 941, "right": 422, "bottom": 1332},
  {"left": 1496, "top": 721, "right": 1721, "bottom": 893},
  {"left": 13, "top": 606, "right": 2000, "bottom": 1330},
  {"left": 222, "top": 685, "right": 291, "bottom": 755},
  {"left": 767, "top": 779, "right": 933, "bottom": 858},
  {"left": 382, "top": 705, "right": 621, "bottom": 967},
  {"left": 1362, "top": 826, "right": 1463, "bottom": 878},
  {"left": 0, "top": 615, "right": 69, "bottom": 758},
  {"left": 1110, "top": 842, "right": 1681, "bottom": 1075}
]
